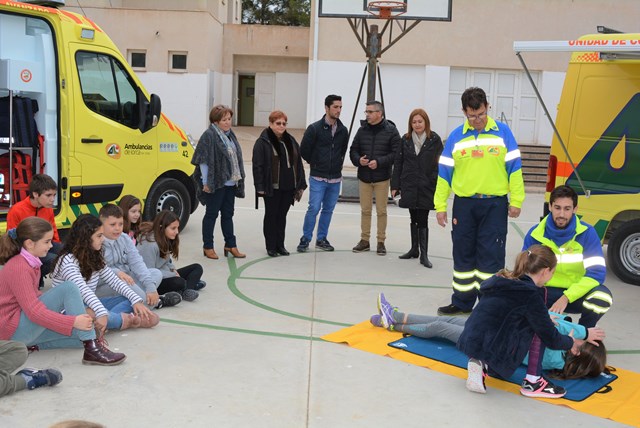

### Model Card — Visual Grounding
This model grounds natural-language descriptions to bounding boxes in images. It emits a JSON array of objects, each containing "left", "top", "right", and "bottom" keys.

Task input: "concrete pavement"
[{"left": 1, "top": 137, "right": 638, "bottom": 427}]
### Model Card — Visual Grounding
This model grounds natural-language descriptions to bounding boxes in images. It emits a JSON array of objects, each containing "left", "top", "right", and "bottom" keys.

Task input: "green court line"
[
  {"left": 239, "top": 275, "right": 450, "bottom": 289},
  {"left": 159, "top": 317, "right": 640, "bottom": 356},
  {"left": 226, "top": 257, "right": 350, "bottom": 327},
  {"left": 210, "top": 252, "right": 640, "bottom": 356},
  {"left": 510, "top": 221, "right": 526, "bottom": 239},
  {"left": 160, "top": 318, "right": 325, "bottom": 341}
]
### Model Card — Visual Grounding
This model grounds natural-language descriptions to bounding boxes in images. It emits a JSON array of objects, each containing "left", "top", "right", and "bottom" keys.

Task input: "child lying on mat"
[{"left": 374, "top": 245, "right": 606, "bottom": 399}]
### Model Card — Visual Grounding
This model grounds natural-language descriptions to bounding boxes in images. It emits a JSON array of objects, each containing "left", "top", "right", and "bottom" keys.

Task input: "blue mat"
[{"left": 388, "top": 335, "right": 618, "bottom": 402}]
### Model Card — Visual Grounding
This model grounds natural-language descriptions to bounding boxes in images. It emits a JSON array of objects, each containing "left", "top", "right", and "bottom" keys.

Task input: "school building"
[{"left": 64, "top": 0, "right": 639, "bottom": 145}]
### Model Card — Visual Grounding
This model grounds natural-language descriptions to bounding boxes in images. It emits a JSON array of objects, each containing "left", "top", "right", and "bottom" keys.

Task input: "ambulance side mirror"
[{"left": 138, "top": 91, "right": 162, "bottom": 133}]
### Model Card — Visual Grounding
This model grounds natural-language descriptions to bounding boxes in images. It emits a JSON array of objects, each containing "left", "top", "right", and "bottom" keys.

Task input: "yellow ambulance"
[
  {"left": 0, "top": 0, "right": 197, "bottom": 231},
  {"left": 515, "top": 33, "right": 640, "bottom": 285}
]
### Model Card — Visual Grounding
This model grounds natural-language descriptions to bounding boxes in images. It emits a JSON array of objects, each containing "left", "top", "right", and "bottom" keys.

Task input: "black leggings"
[
  {"left": 157, "top": 263, "right": 204, "bottom": 294},
  {"left": 409, "top": 209, "right": 429, "bottom": 228}
]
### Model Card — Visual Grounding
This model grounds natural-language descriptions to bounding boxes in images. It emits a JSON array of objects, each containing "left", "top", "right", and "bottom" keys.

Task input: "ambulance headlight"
[{"left": 187, "top": 133, "right": 197, "bottom": 149}]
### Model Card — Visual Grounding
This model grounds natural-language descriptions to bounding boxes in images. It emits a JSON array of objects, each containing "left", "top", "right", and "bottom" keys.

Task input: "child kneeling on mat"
[
  {"left": 373, "top": 294, "right": 607, "bottom": 384},
  {"left": 456, "top": 245, "right": 603, "bottom": 398}
]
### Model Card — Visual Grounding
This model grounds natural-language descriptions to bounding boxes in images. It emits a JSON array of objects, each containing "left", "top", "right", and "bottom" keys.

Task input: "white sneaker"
[{"left": 466, "top": 359, "right": 487, "bottom": 394}]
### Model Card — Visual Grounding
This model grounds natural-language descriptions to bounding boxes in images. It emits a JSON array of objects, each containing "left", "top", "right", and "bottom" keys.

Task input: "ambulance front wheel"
[
  {"left": 144, "top": 177, "right": 191, "bottom": 230},
  {"left": 607, "top": 219, "right": 640, "bottom": 286}
]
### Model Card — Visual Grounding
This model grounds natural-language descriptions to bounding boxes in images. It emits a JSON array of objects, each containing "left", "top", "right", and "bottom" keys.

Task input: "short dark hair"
[
  {"left": 29, "top": 174, "right": 57, "bottom": 198},
  {"left": 209, "top": 105, "right": 233, "bottom": 124},
  {"left": 461, "top": 87, "right": 488, "bottom": 111},
  {"left": 324, "top": 94, "right": 341, "bottom": 108},
  {"left": 98, "top": 203, "right": 123, "bottom": 220},
  {"left": 366, "top": 100, "right": 384, "bottom": 115},
  {"left": 550, "top": 185, "right": 578, "bottom": 208}
]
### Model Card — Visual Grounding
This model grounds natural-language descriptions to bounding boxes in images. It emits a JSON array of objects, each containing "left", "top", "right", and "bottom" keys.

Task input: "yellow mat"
[{"left": 322, "top": 321, "right": 640, "bottom": 427}]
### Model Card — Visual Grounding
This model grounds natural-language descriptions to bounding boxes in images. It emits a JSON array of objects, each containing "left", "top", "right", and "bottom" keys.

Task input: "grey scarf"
[
  {"left": 213, "top": 124, "right": 242, "bottom": 182},
  {"left": 412, "top": 131, "right": 427, "bottom": 155}
]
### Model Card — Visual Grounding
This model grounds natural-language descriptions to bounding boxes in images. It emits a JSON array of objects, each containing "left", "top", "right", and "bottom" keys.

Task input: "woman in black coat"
[
  {"left": 390, "top": 108, "right": 443, "bottom": 268},
  {"left": 252, "top": 111, "right": 307, "bottom": 257}
]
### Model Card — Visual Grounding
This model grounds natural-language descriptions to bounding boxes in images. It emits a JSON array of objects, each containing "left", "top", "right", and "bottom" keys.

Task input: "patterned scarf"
[{"left": 212, "top": 124, "right": 242, "bottom": 182}]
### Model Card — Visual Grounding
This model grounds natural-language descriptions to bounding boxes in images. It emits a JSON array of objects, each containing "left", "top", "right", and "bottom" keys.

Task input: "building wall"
[
  {"left": 309, "top": 0, "right": 640, "bottom": 144},
  {"left": 223, "top": 24, "right": 310, "bottom": 128},
  {"left": 64, "top": 0, "right": 235, "bottom": 136}
]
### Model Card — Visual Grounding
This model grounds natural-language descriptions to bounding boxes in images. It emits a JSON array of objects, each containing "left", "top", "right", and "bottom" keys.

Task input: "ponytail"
[
  {"left": 498, "top": 244, "right": 557, "bottom": 279},
  {"left": 0, "top": 218, "right": 53, "bottom": 264}
]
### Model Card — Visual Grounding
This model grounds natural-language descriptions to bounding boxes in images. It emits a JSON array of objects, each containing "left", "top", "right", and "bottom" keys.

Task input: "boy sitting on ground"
[{"left": 95, "top": 204, "right": 181, "bottom": 309}]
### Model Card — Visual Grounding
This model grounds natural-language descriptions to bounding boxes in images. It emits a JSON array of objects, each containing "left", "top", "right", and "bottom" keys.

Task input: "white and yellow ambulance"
[
  {"left": 0, "top": 0, "right": 197, "bottom": 231},
  {"left": 515, "top": 33, "right": 640, "bottom": 286}
]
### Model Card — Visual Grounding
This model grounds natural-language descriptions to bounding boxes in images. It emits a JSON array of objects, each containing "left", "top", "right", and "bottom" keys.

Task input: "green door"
[{"left": 238, "top": 75, "right": 255, "bottom": 126}]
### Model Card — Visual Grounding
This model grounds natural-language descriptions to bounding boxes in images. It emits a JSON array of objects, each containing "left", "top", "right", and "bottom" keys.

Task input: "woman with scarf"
[
  {"left": 252, "top": 111, "right": 307, "bottom": 257},
  {"left": 192, "top": 105, "right": 246, "bottom": 260},
  {"left": 391, "top": 108, "right": 443, "bottom": 268}
]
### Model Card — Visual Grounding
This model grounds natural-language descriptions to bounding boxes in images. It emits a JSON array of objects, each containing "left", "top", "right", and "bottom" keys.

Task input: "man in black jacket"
[
  {"left": 297, "top": 95, "right": 349, "bottom": 252},
  {"left": 349, "top": 101, "right": 401, "bottom": 255}
]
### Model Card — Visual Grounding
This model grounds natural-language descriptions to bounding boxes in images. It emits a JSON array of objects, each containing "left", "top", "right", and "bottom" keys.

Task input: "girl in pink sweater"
[{"left": 0, "top": 217, "right": 125, "bottom": 366}]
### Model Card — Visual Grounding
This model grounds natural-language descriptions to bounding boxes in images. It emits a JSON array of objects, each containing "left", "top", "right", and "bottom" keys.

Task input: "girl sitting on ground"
[
  {"left": 0, "top": 217, "right": 125, "bottom": 365},
  {"left": 137, "top": 210, "right": 205, "bottom": 302},
  {"left": 51, "top": 214, "right": 158, "bottom": 333},
  {"left": 118, "top": 194, "right": 143, "bottom": 244}
]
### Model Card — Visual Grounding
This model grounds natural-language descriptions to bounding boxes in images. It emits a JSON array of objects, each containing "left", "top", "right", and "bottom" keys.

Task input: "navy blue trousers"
[{"left": 450, "top": 195, "right": 508, "bottom": 310}]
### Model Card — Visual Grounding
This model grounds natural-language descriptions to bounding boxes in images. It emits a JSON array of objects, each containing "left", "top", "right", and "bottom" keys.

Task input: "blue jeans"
[
  {"left": 10, "top": 281, "right": 95, "bottom": 349},
  {"left": 202, "top": 185, "right": 237, "bottom": 249},
  {"left": 302, "top": 178, "right": 341, "bottom": 241},
  {"left": 101, "top": 296, "right": 134, "bottom": 330}
]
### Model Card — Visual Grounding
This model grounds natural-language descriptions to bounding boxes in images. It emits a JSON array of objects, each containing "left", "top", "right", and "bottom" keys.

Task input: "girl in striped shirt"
[{"left": 51, "top": 214, "right": 157, "bottom": 334}]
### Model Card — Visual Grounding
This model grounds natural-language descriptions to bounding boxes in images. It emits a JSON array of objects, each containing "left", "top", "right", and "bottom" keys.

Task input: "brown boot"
[
  {"left": 82, "top": 338, "right": 126, "bottom": 366},
  {"left": 120, "top": 313, "right": 141, "bottom": 330},
  {"left": 224, "top": 247, "right": 246, "bottom": 258},
  {"left": 203, "top": 248, "right": 219, "bottom": 259},
  {"left": 138, "top": 312, "right": 160, "bottom": 328}
]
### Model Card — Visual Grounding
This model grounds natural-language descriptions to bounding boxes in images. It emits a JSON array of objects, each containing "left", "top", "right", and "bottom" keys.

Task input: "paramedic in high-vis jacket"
[
  {"left": 434, "top": 87, "right": 525, "bottom": 316},
  {"left": 523, "top": 185, "right": 612, "bottom": 328}
]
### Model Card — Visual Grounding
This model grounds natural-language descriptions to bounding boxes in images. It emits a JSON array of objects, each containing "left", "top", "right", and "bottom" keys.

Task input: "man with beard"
[{"left": 523, "top": 185, "right": 612, "bottom": 327}]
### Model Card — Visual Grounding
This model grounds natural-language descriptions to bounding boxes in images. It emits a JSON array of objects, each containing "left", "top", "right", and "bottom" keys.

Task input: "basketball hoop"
[{"left": 367, "top": 1, "right": 407, "bottom": 19}]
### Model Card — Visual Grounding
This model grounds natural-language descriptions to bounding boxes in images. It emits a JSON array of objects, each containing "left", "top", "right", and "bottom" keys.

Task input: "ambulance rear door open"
[{"left": 0, "top": 11, "right": 59, "bottom": 216}]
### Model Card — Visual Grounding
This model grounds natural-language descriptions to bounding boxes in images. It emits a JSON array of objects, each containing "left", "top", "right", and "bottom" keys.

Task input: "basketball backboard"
[{"left": 318, "top": 0, "right": 452, "bottom": 21}]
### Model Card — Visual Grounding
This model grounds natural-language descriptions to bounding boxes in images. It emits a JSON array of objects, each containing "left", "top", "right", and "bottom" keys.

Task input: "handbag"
[{"left": 235, "top": 179, "right": 245, "bottom": 198}]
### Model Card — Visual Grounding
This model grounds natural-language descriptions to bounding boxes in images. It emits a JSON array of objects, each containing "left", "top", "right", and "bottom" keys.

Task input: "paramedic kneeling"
[{"left": 523, "top": 185, "right": 612, "bottom": 328}]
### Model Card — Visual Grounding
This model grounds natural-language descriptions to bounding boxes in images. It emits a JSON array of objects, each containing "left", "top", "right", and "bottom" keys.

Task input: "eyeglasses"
[
  {"left": 466, "top": 111, "right": 487, "bottom": 121},
  {"left": 364, "top": 110, "right": 381, "bottom": 114},
  {"left": 274, "top": 121, "right": 287, "bottom": 126}
]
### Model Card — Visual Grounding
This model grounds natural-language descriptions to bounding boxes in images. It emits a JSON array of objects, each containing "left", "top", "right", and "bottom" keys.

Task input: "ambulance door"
[{"left": 69, "top": 44, "right": 157, "bottom": 207}]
